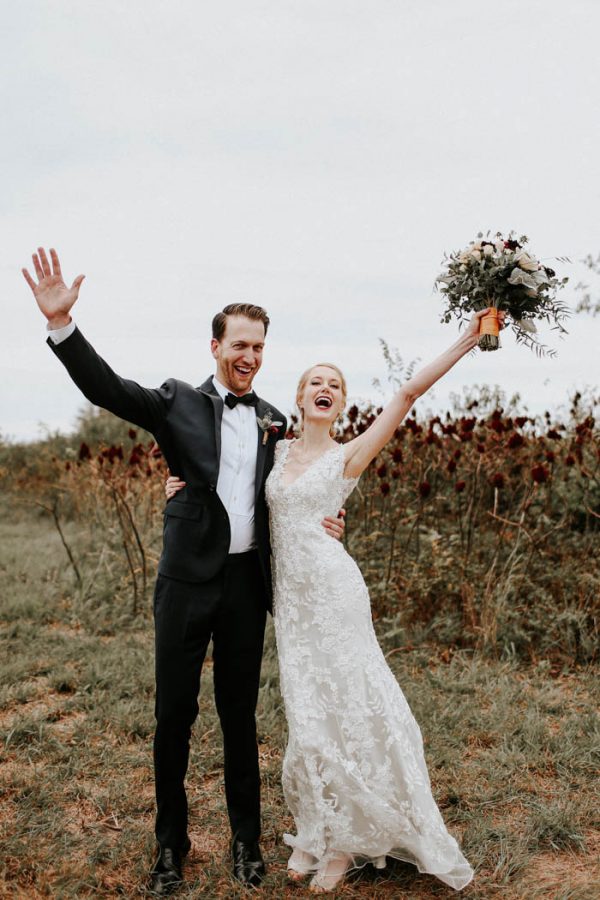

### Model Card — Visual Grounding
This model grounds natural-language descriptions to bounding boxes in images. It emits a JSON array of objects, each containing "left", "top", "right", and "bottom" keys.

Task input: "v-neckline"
[{"left": 279, "top": 440, "right": 341, "bottom": 489}]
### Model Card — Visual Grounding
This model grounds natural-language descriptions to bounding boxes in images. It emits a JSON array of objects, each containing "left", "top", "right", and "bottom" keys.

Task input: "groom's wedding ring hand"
[
  {"left": 322, "top": 508, "right": 346, "bottom": 541},
  {"left": 22, "top": 247, "right": 85, "bottom": 328},
  {"left": 165, "top": 475, "right": 186, "bottom": 499}
]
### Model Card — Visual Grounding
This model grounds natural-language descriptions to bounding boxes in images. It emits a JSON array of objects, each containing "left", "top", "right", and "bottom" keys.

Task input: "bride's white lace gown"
[{"left": 265, "top": 440, "right": 473, "bottom": 891}]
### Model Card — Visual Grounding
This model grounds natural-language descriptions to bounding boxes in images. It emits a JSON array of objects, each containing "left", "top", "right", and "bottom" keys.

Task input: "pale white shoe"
[
  {"left": 287, "top": 847, "right": 316, "bottom": 882},
  {"left": 308, "top": 852, "right": 352, "bottom": 893}
]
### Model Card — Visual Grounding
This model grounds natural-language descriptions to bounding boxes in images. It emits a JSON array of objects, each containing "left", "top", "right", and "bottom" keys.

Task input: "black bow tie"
[{"left": 224, "top": 391, "right": 258, "bottom": 410}]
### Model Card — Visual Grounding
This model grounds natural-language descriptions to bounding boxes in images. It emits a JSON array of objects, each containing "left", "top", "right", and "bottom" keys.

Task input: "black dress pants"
[{"left": 152, "top": 550, "right": 267, "bottom": 849}]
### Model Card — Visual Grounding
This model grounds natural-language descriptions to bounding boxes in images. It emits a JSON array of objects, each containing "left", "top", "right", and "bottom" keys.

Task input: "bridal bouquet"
[{"left": 436, "top": 232, "right": 569, "bottom": 354}]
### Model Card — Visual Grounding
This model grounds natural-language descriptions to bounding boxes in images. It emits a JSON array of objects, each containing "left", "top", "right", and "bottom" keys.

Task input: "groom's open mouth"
[
  {"left": 234, "top": 365, "right": 253, "bottom": 377},
  {"left": 315, "top": 396, "right": 333, "bottom": 409}
]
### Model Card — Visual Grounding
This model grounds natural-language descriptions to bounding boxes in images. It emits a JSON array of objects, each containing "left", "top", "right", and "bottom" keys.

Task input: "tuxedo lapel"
[{"left": 197, "top": 376, "right": 224, "bottom": 473}]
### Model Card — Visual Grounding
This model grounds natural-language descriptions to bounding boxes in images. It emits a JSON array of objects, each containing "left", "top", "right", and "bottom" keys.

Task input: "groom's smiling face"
[{"left": 211, "top": 315, "right": 266, "bottom": 395}]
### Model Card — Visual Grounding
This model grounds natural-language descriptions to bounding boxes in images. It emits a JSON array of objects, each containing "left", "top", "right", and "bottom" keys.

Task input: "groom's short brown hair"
[{"left": 212, "top": 304, "right": 270, "bottom": 341}]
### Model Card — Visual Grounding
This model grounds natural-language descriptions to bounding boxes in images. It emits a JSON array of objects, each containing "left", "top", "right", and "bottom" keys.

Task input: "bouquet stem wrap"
[{"left": 479, "top": 306, "right": 500, "bottom": 351}]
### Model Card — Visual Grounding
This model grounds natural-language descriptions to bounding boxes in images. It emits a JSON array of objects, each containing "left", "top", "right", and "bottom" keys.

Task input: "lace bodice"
[{"left": 266, "top": 440, "right": 358, "bottom": 596}]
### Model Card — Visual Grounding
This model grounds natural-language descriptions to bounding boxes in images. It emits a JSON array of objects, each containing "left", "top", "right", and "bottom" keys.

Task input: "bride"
[{"left": 167, "top": 308, "right": 501, "bottom": 892}]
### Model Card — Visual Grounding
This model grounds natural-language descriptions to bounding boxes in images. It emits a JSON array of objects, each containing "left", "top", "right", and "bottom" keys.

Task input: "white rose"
[
  {"left": 483, "top": 244, "right": 494, "bottom": 257},
  {"left": 514, "top": 250, "right": 539, "bottom": 272},
  {"left": 495, "top": 240, "right": 505, "bottom": 253},
  {"left": 530, "top": 268, "right": 549, "bottom": 287},
  {"left": 507, "top": 268, "right": 539, "bottom": 291},
  {"left": 470, "top": 250, "right": 482, "bottom": 262},
  {"left": 459, "top": 251, "right": 472, "bottom": 264}
]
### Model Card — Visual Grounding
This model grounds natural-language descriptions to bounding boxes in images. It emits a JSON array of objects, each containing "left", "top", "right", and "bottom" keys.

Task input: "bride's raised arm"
[{"left": 343, "top": 308, "right": 501, "bottom": 479}]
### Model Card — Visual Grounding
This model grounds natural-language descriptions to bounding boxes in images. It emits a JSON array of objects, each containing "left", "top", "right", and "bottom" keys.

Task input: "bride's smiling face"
[{"left": 297, "top": 365, "right": 346, "bottom": 428}]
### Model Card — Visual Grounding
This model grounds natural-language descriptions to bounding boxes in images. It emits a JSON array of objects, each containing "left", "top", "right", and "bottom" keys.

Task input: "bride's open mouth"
[{"left": 315, "top": 396, "right": 332, "bottom": 409}]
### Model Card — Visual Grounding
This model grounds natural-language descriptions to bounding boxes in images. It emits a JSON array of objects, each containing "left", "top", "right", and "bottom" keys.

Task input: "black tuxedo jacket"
[{"left": 48, "top": 328, "right": 286, "bottom": 610}]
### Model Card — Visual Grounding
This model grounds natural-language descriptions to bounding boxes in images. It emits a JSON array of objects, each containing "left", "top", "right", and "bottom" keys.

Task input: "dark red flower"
[
  {"left": 547, "top": 429, "right": 562, "bottom": 440},
  {"left": 455, "top": 480, "right": 466, "bottom": 493},
  {"left": 460, "top": 432, "right": 473, "bottom": 443},
  {"left": 545, "top": 451, "right": 555, "bottom": 463},
  {"left": 447, "top": 459, "right": 457, "bottom": 473},
  {"left": 376, "top": 463, "right": 388, "bottom": 478},
  {"left": 491, "top": 473, "right": 505, "bottom": 488},
  {"left": 347, "top": 404, "right": 359, "bottom": 422},
  {"left": 504, "top": 239, "right": 521, "bottom": 250},
  {"left": 392, "top": 448, "right": 403, "bottom": 464},
  {"left": 65, "top": 461, "right": 71, "bottom": 471},
  {"left": 515, "top": 416, "right": 528, "bottom": 428},
  {"left": 128, "top": 428, "right": 137, "bottom": 440},
  {"left": 490, "top": 419, "right": 505, "bottom": 434},
  {"left": 476, "top": 443, "right": 486, "bottom": 453},
  {"left": 78, "top": 441, "right": 91, "bottom": 461},
  {"left": 531, "top": 464, "right": 549, "bottom": 484},
  {"left": 129, "top": 450, "right": 142, "bottom": 466},
  {"left": 380, "top": 482, "right": 390, "bottom": 496},
  {"left": 565, "top": 454, "right": 576, "bottom": 466},
  {"left": 391, "top": 467, "right": 401, "bottom": 480},
  {"left": 507, "top": 433, "right": 525, "bottom": 450},
  {"left": 269, "top": 425, "right": 279, "bottom": 434},
  {"left": 418, "top": 481, "right": 431, "bottom": 499}
]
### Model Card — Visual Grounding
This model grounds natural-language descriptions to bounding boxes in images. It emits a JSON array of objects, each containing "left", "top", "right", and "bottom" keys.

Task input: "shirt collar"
[{"left": 212, "top": 375, "right": 255, "bottom": 402}]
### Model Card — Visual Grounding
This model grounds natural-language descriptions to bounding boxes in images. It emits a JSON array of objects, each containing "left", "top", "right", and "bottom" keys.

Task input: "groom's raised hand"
[{"left": 22, "top": 247, "right": 85, "bottom": 328}]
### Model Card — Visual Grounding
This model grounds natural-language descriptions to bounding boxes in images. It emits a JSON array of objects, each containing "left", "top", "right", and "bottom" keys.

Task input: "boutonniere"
[{"left": 257, "top": 410, "right": 283, "bottom": 445}]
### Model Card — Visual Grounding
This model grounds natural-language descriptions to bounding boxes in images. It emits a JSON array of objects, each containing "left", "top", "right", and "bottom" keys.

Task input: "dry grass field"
[
  {"left": 1, "top": 393, "right": 598, "bottom": 898},
  {"left": 1, "top": 511, "right": 598, "bottom": 899}
]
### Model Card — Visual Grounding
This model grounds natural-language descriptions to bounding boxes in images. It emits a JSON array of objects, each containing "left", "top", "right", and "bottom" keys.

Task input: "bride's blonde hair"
[{"left": 295, "top": 363, "right": 348, "bottom": 436}]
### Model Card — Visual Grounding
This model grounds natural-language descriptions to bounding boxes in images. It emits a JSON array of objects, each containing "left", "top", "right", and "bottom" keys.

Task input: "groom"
[{"left": 22, "top": 248, "right": 345, "bottom": 896}]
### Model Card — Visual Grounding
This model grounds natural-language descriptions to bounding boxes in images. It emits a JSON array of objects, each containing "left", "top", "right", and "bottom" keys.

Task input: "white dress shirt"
[
  {"left": 211, "top": 376, "right": 258, "bottom": 554},
  {"left": 46, "top": 320, "right": 258, "bottom": 554}
]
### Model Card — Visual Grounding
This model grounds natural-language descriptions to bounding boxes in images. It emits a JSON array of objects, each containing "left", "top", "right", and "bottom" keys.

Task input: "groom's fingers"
[
  {"left": 32, "top": 253, "right": 44, "bottom": 281},
  {"left": 50, "top": 248, "right": 62, "bottom": 278},
  {"left": 38, "top": 247, "right": 52, "bottom": 277},
  {"left": 322, "top": 515, "right": 343, "bottom": 539},
  {"left": 22, "top": 267, "right": 37, "bottom": 291}
]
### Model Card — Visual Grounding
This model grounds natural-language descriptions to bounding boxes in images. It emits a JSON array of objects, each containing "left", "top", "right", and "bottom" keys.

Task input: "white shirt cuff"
[{"left": 47, "top": 320, "right": 76, "bottom": 344}]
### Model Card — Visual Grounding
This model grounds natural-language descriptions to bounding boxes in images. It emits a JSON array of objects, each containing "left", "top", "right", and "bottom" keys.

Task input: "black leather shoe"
[
  {"left": 232, "top": 838, "right": 266, "bottom": 887},
  {"left": 148, "top": 839, "right": 191, "bottom": 896}
]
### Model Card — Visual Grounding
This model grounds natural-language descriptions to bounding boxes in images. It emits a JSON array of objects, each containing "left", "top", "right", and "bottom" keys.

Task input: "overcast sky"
[{"left": 2, "top": 0, "right": 599, "bottom": 442}]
